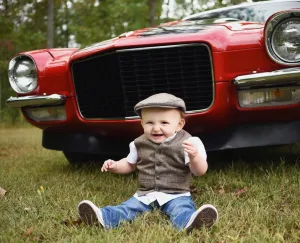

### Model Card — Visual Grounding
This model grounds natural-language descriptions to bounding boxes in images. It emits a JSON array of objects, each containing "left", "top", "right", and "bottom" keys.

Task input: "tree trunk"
[
  {"left": 165, "top": 0, "right": 170, "bottom": 21},
  {"left": 148, "top": 0, "right": 156, "bottom": 27},
  {"left": 47, "top": 0, "right": 54, "bottom": 48},
  {"left": 3, "top": 0, "right": 9, "bottom": 15},
  {"left": 64, "top": 2, "right": 69, "bottom": 47}
]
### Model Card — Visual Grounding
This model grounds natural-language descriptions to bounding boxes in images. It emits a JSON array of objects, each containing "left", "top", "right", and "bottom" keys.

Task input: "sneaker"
[
  {"left": 78, "top": 200, "right": 104, "bottom": 227},
  {"left": 185, "top": 204, "right": 218, "bottom": 231}
]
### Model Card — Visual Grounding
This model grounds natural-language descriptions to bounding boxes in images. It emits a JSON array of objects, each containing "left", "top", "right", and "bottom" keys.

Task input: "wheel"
[{"left": 63, "top": 151, "right": 106, "bottom": 165}]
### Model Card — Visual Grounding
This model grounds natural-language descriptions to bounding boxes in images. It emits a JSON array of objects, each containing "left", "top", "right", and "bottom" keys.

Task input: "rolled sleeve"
[
  {"left": 126, "top": 141, "right": 138, "bottom": 164},
  {"left": 184, "top": 137, "right": 207, "bottom": 164}
]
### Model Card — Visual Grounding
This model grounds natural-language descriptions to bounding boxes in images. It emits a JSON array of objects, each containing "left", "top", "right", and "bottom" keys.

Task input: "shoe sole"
[
  {"left": 78, "top": 203, "right": 99, "bottom": 226},
  {"left": 187, "top": 207, "right": 218, "bottom": 232}
]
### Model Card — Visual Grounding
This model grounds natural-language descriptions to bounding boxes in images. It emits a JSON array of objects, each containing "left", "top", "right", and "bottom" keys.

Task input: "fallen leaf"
[
  {"left": 234, "top": 187, "right": 248, "bottom": 197},
  {"left": 61, "top": 217, "right": 83, "bottom": 227},
  {"left": 218, "top": 186, "right": 225, "bottom": 194},
  {"left": 23, "top": 227, "right": 34, "bottom": 237},
  {"left": 0, "top": 187, "right": 7, "bottom": 199},
  {"left": 190, "top": 185, "right": 199, "bottom": 194},
  {"left": 33, "top": 235, "right": 44, "bottom": 241}
]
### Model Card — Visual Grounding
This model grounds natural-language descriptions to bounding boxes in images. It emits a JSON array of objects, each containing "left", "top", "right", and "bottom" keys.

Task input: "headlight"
[
  {"left": 272, "top": 19, "right": 300, "bottom": 63},
  {"left": 8, "top": 55, "right": 38, "bottom": 93},
  {"left": 265, "top": 11, "right": 300, "bottom": 65}
]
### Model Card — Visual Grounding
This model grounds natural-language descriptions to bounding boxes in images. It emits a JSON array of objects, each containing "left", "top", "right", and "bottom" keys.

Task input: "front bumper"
[
  {"left": 233, "top": 67, "right": 300, "bottom": 89},
  {"left": 6, "top": 94, "right": 65, "bottom": 108}
]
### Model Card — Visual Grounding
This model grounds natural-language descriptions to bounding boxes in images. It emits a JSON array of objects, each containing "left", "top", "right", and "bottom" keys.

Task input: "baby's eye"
[
  {"left": 146, "top": 121, "right": 153, "bottom": 124},
  {"left": 161, "top": 121, "right": 169, "bottom": 124}
]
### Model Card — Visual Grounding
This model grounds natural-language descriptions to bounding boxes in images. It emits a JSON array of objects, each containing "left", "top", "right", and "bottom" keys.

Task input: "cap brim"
[{"left": 134, "top": 105, "right": 185, "bottom": 116}]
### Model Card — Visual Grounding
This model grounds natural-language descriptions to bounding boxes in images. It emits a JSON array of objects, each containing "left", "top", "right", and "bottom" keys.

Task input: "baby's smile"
[
  {"left": 150, "top": 133, "right": 166, "bottom": 142},
  {"left": 151, "top": 133, "right": 164, "bottom": 138}
]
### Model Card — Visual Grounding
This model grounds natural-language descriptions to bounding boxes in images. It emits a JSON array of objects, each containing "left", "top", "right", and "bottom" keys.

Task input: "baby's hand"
[
  {"left": 101, "top": 159, "right": 118, "bottom": 172},
  {"left": 182, "top": 140, "right": 198, "bottom": 159}
]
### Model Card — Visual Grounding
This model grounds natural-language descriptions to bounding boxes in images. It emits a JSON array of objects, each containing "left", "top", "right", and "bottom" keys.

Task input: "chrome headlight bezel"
[
  {"left": 8, "top": 55, "right": 38, "bottom": 94},
  {"left": 265, "top": 11, "right": 300, "bottom": 66}
]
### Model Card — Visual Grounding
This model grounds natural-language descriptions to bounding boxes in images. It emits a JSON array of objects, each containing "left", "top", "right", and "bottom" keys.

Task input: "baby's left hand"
[{"left": 182, "top": 140, "right": 198, "bottom": 159}]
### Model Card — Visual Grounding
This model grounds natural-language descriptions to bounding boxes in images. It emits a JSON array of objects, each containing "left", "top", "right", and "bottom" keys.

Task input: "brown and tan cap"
[{"left": 134, "top": 93, "right": 186, "bottom": 116}]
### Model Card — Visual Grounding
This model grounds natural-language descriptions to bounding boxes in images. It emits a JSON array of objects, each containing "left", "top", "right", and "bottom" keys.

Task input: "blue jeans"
[{"left": 100, "top": 196, "right": 196, "bottom": 230}]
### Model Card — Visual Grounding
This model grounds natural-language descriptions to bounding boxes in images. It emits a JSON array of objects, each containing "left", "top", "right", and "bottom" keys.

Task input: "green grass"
[{"left": 0, "top": 127, "right": 300, "bottom": 242}]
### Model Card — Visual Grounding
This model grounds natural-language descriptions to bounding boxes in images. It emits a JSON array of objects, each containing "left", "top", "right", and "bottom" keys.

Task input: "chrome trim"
[
  {"left": 233, "top": 67, "right": 300, "bottom": 88},
  {"left": 72, "top": 43, "right": 215, "bottom": 120},
  {"left": 126, "top": 115, "right": 140, "bottom": 120},
  {"left": 6, "top": 94, "right": 65, "bottom": 108},
  {"left": 265, "top": 10, "right": 300, "bottom": 66},
  {"left": 116, "top": 43, "right": 204, "bottom": 52}
]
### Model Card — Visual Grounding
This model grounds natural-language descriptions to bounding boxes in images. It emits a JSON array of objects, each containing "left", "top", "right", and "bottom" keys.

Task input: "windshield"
[{"left": 185, "top": 1, "right": 300, "bottom": 23}]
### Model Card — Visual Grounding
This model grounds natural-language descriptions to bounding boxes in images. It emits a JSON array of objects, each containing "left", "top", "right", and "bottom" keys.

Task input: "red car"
[{"left": 6, "top": 0, "right": 300, "bottom": 164}]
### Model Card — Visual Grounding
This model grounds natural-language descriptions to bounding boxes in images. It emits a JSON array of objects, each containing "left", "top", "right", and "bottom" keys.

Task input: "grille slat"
[{"left": 72, "top": 44, "right": 214, "bottom": 119}]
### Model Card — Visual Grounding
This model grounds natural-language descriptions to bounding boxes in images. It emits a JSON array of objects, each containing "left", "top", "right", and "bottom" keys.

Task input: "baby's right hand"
[{"left": 101, "top": 159, "right": 118, "bottom": 172}]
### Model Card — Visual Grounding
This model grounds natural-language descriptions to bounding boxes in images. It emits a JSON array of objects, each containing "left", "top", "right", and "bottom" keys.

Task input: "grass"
[{"left": 0, "top": 127, "right": 300, "bottom": 242}]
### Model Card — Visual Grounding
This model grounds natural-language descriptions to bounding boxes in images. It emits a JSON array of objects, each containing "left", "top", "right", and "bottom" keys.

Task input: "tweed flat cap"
[{"left": 134, "top": 93, "right": 186, "bottom": 115}]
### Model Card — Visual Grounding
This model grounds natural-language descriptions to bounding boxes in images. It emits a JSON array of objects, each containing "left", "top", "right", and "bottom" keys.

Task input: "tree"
[
  {"left": 148, "top": 0, "right": 156, "bottom": 26},
  {"left": 47, "top": 0, "right": 54, "bottom": 48}
]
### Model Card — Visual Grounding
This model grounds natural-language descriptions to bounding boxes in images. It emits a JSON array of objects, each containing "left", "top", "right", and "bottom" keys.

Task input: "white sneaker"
[
  {"left": 78, "top": 200, "right": 105, "bottom": 227},
  {"left": 185, "top": 204, "right": 218, "bottom": 231}
]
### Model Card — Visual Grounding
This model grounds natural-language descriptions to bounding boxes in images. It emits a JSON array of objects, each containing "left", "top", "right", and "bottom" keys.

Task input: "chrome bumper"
[
  {"left": 233, "top": 67, "right": 300, "bottom": 88},
  {"left": 6, "top": 94, "right": 65, "bottom": 108}
]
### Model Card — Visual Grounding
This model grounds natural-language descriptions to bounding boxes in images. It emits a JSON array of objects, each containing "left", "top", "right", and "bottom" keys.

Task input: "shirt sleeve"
[
  {"left": 184, "top": 137, "right": 207, "bottom": 165},
  {"left": 126, "top": 141, "right": 138, "bottom": 164}
]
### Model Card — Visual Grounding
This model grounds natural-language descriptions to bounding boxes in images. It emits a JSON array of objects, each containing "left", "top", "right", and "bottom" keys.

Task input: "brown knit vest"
[{"left": 134, "top": 129, "right": 192, "bottom": 196}]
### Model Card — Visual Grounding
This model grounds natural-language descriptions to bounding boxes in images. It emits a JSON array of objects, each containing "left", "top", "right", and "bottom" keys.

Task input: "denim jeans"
[{"left": 100, "top": 196, "right": 196, "bottom": 230}]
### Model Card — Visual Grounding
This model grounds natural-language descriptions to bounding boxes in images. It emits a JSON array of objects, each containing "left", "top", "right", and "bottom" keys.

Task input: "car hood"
[
  {"left": 134, "top": 19, "right": 263, "bottom": 36},
  {"left": 69, "top": 19, "right": 264, "bottom": 61},
  {"left": 47, "top": 48, "right": 79, "bottom": 59}
]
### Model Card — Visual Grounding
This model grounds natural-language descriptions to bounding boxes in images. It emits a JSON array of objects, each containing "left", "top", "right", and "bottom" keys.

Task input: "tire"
[{"left": 63, "top": 151, "right": 106, "bottom": 165}]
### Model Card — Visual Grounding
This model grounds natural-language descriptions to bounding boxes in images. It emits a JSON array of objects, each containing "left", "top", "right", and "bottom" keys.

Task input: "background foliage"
[{"left": 0, "top": 0, "right": 260, "bottom": 124}]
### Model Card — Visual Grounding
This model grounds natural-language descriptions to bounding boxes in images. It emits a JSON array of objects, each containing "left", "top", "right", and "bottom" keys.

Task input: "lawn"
[{"left": 0, "top": 127, "right": 300, "bottom": 242}]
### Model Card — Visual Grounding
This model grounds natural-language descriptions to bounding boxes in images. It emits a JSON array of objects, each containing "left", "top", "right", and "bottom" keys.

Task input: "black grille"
[{"left": 72, "top": 44, "right": 213, "bottom": 119}]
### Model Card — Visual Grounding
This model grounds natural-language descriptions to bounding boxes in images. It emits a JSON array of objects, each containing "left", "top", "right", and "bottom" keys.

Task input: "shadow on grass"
[
  {"left": 207, "top": 143, "right": 300, "bottom": 172},
  {"left": 58, "top": 144, "right": 300, "bottom": 174}
]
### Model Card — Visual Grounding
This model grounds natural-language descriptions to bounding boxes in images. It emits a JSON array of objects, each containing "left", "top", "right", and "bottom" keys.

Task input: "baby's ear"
[{"left": 177, "top": 118, "right": 185, "bottom": 131}]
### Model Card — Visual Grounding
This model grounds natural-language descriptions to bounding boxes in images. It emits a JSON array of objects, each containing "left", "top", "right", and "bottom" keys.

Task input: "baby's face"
[{"left": 140, "top": 108, "right": 185, "bottom": 144}]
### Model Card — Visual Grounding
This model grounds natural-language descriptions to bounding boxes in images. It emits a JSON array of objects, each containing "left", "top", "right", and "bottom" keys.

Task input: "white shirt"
[{"left": 126, "top": 133, "right": 207, "bottom": 206}]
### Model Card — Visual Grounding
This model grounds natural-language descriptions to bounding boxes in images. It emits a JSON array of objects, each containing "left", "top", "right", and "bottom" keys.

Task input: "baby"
[{"left": 78, "top": 93, "right": 218, "bottom": 231}]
